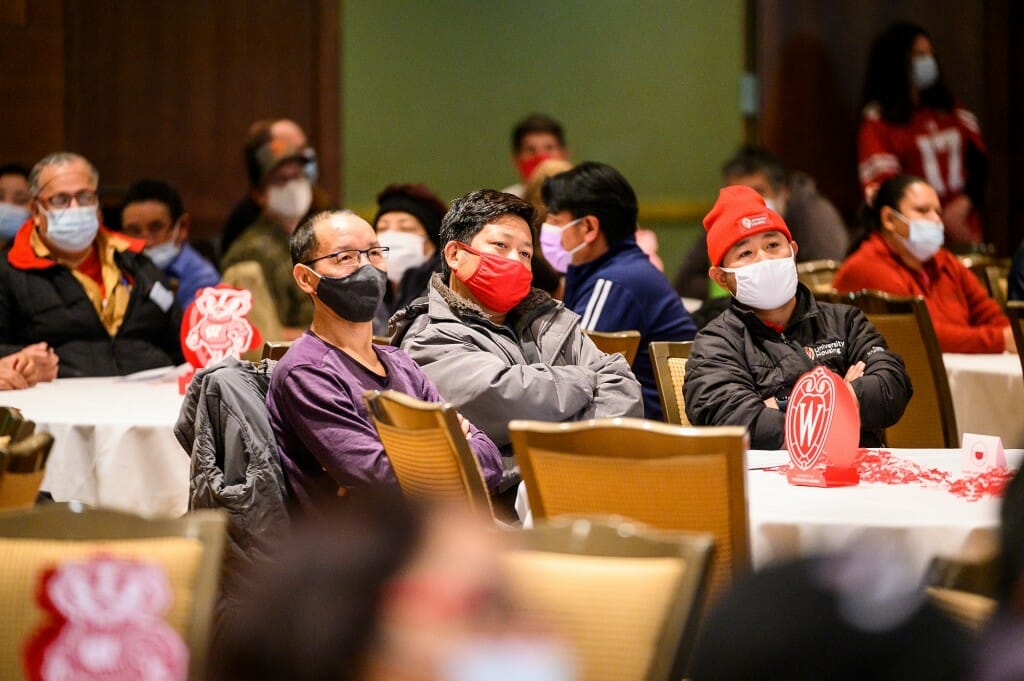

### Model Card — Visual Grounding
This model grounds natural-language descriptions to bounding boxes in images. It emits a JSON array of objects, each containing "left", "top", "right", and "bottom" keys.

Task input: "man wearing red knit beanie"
[{"left": 682, "top": 185, "right": 912, "bottom": 449}]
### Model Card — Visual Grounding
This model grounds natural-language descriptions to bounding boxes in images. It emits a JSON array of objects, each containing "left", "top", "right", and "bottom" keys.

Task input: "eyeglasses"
[
  {"left": 304, "top": 246, "right": 390, "bottom": 270},
  {"left": 37, "top": 190, "right": 99, "bottom": 210}
]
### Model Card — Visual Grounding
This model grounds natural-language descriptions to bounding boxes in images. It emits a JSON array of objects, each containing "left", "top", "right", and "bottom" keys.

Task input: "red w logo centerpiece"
[{"left": 785, "top": 366, "right": 860, "bottom": 487}]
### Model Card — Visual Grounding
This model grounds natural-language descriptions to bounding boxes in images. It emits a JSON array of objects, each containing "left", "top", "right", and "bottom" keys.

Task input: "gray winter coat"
[
  {"left": 391, "top": 275, "right": 643, "bottom": 450},
  {"left": 175, "top": 357, "right": 289, "bottom": 617}
]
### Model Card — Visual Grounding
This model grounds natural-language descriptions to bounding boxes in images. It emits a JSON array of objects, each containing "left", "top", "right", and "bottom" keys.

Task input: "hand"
[
  {"left": 1005, "top": 325, "right": 1018, "bottom": 354},
  {"left": 0, "top": 365, "right": 29, "bottom": 390},
  {"left": 456, "top": 412, "right": 471, "bottom": 438},
  {"left": 763, "top": 396, "right": 780, "bottom": 410},
  {"left": 16, "top": 343, "right": 59, "bottom": 383},
  {"left": 844, "top": 361, "right": 865, "bottom": 407},
  {"left": 941, "top": 195, "right": 974, "bottom": 245}
]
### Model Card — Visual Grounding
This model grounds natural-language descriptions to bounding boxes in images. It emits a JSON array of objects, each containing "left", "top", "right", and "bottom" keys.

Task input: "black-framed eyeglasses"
[
  {"left": 304, "top": 246, "right": 390, "bottom": 270},
  {"left": 36, "top": 190, "right": 99, "bottom": 210}
]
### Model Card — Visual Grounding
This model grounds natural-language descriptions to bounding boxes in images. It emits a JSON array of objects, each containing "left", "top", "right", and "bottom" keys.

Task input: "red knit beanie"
[{"left": 703, "top": 185, "right": 792, "bottom": 266}]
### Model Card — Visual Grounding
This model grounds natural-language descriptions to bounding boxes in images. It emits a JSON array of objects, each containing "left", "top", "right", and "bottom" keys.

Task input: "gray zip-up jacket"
[{"left": 391, "top": 275, "right": 643, "bottom": 451}]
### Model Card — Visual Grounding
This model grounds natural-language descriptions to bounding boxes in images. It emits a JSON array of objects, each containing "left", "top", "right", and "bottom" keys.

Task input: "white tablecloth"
[
  {"left": 516, "top": 448, "right": 1022, "bottom": 575},
  {"left": 748, "top": 448, "right": 1022, "bottom": 572},
  {"left": 2, "top": 370, "right": 189, "bottom": 516},
  {"left": 944, "top": 353, "right": 1024, "bottom": 448}
]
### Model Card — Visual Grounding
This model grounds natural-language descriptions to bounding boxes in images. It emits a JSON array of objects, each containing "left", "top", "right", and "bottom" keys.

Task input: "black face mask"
[{"left": 307, "top": 264, "right": 387, "bottom": 322}]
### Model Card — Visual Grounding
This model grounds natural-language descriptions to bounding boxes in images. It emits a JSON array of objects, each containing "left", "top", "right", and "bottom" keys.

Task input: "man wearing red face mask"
[
  {"left": 392, "top": 189, "right": 642, "bottom": 490},
  {"left": 501, "top": 114, "right": 570, "bottom": 199}
]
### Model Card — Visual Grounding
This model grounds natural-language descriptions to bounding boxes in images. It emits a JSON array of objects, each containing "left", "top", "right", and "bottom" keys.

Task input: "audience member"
[
  {"left": 1008, "top": 240, "right": 1023, "bottom": 302},
  {"left": 859, "top": 21, "right": 987, "bottom": 245},
  {"left": 834, "top": 174, "right": 1012, "bottom": 354},
  {"left": 221, "top": 139, "right": 315, "bottom": 336},
  {"left": 0, "top": 344, "right": 58, "bottom": 389},
  {"left": 0, "top": 152, "right": 182, "bottom": 377},
  {"left": 684, "top": 185, "right": 911, "bottom": 449},
  {"left": 220, "top": 118, "right": 332, "bottom": 255},
  {"left": 502, "top": 113, "right": 569, "bottom": 198},
  {"left": 371, "top": 183, "right": 446, "bottom": 336},
  {"left": 691, "top": 547, "right": 970, "bottom": 681},
  {"left": 675, "top": 145, "right": 848, "bottom": 300},
  {"left": 120, "top": 179, "right": 220, "bottom": 308},
  {"left": 392, "top": 189, "right": 642, "bottom": 465},
  {"left": 542, "top": 162, "right": 696, "bottom": 420},
  {"left": 210, "top": 491, "right": 571, "bottom": 681},
  {"left": 266, "top": 210, "right": 501, "bottom": 514},
  {"left": 0, "top": 163, "right": 32, "bottom": 244}
]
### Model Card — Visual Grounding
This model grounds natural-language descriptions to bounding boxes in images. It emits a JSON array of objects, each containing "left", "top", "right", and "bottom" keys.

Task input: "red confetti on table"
[{"left": 767, "top": 449, "right": 1013, "bottom": 501}]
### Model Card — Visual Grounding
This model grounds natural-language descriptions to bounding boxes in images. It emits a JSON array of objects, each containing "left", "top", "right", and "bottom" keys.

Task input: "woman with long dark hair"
[
  {"left": 834, "top": 174, "right": 1011, "bottom": 354},
  {"left": 858, "top": 22, "right": 987, "bottom": 246}
]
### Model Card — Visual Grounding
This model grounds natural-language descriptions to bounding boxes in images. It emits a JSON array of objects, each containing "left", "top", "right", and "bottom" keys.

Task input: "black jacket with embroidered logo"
[
  {"left": 683, "top": 284, "right": 912, "bottom": 449},
  {"left": 0, "top": 224, "right": 183, "bottom": 377}
]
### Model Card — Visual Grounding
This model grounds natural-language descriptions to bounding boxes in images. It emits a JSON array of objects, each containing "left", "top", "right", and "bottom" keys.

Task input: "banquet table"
[
  {"left": 944, "top": 352, "right": 1024, "bottom": 448},
  {"left": 516, "top": 448, "right": 1022, "bottom": 575},
  {"left": 747, "top": 448, "right": 1022, "bottom": 572},
  {"left": 2, "top": 369, "right": 189, "bottom": 516}
]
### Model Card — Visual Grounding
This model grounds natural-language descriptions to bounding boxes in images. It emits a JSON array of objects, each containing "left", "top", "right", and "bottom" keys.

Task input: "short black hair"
[
  {"left": 510, "top": 113, "right": 565, "bottom": 154},
  {"left": 0, "top": 163, "right": 30, "bottom": 180},
  {"left": 541, "top": 161, "right": 638, "bottom": 247},
  {"left": 439, "top": 189, "right": 536, "bottom": 279},
  {"left": 121, "top": 179, "right": 185, "bottom": 222},
  {"left": 721, "top": 145, "right": 788, "bottom": 192},
  {"left": 290, "top": 209, "right": 356, "bottom": 265}
]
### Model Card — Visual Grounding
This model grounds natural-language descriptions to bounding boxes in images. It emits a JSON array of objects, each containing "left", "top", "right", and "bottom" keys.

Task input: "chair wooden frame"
[
  {"left": 364, "top": 389, "right": 493, "bottom": 515},
  {"left": 0, "top": 432, "right": 54, "bottom": 509},
  {"left": 846, "top": 290, "right": 958, "bottom": 448},
  {"left": 649, "top": 341, "right": 693, "bottom": 425},
  {"left": 585, "top": 329, "right": 643, "bottom": 367},
  {"left": 508, "top": 418, "right": 749, "bottom": 606},
  {"left": 796, "top": 259, "right": 841, "bottom": 293},
  {"left": 260, "top": 341, "right": 292, "bottom": 361},
  {"left": 0, "top": 502, "right": 226, "bottom": 680},
  {"left": 506, "top": 516, "right": 715, "bottom": 681},
  {"left": 1008, "top": 301, "right": 1024, "bottom": 378}
]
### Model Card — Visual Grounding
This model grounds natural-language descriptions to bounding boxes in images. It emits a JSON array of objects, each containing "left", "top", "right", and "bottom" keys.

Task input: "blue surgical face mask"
[
  {"left": 0, "top": 202, "right": 30, "bottom": 241},
  {"left": 892, "top": 210, "right": 944, "bottom": 262},
  {"left": 44, "top": 204, "right": 99, "bottom": 252}
]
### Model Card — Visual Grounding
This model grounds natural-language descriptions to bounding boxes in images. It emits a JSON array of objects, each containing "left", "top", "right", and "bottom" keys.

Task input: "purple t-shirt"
[{"left": 266, "top": 331, "right": 502, "bottom": 513}]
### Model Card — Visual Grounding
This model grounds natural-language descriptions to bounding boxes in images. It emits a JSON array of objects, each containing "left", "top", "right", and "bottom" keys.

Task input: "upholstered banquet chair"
[
  {"left": 260, "top": 341, "right": 292, "bottom": 361},
  {"left": 847, "top": 290, "right": 958, "bottom": 448},
  {"left": 364, "top": 389, "right": 493, "bottom": 517},
  {"left": 503, "top": 517, "right": 714, "bottom": 681},
  {"left": 584, "top": 329, "right": 643, "bottom": 367},
  {"left": 649, "top": 341, "right": 693, "bottom": 425},
  {"left": 0, "top": 432, "right": 54, "bottom": 510},
  {"left": 508, "top": 418, "right": 748, "bottom": 610},
  {"left": 796, "top": 258, "right": 841, "bottom": 294},
  {"left": 0, "top": 503, "right": 226, "bottom": 680}
]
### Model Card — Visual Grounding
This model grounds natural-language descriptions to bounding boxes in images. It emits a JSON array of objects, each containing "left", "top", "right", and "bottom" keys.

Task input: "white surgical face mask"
[
  {"left": 44, "top": 204, "right": 99, "bottom": 252},
  {"left": 145, "top": 227, "right": 183, "bottom": 270},
  {"left": 911, "top": 54, "right": 939, "bottom": 90},
  {"left": 720, "top": 254, "right": 798, "bottom": 310},
  {"left": 0, "top": 202, "right": 30, "bottom": 240},
  {"left": 266, "top": 177, "right": 313, "bottom": 220},
  {"left": 764, "top": 197, "right": 781, "bottom": 214},
  {"left": 376, "top": 230, "right": 427, "bottom": 284},
  {"left": 539, "top": 218, "right": 585, "bottom": 273},
  {"left": 444, "top": 637, "right": 574, "bottom": 681},
  {"left": 892, "top": 210, "right": 944, "bottom": 262}
]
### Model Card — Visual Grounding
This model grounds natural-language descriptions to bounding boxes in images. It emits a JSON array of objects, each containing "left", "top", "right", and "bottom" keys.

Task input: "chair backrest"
[
  {"left": 846, "top": 290, "right": 958, "bottom": 448},
  {"left": 508, "top": 418, "right": 748, "bottom": 608},
  {"left": 0, "top": 432, "right": 54, "bottom": 510},
  {"left": 0, "top": 406, "right": 25, "bottom": 441},
  {"left": 0, "top": 503, "right": 226, "bottom": 680},
  {"left": 1008, "top": 301, "right": 1024, "bottom": 377},
  {"left": 503, "top": 517, "right": 714, "bottom": 681},
  {"left": 649, "top": 341, "right": 693, "bottom": 425},
  {"left": 261, "top": 340, "right": 292, "bottom": 361},
  {"left": 364, "top": 390, "right": 493, "bottom": 516},
  {"left": 585, "top": 330, "right": 643, "bottom": 367},
  {"left": 221, "top": 260, "right": 284, "bottom": 359},
  {"left": 796, "top": 259, "right": 841, "bottom": 294},
  {"left": 926, "top": 587, "right": 997, "bottom": 632}
]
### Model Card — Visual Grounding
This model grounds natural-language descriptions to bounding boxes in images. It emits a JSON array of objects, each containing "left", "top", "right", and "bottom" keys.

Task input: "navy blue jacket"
[{"left": 564, "top": 238, "right": 696, "bottom": 419}]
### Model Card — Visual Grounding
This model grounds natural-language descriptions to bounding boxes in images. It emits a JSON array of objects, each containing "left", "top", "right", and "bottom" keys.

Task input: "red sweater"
[{"left": 833, "top": 232, "right": 1008, "bottom": 353}]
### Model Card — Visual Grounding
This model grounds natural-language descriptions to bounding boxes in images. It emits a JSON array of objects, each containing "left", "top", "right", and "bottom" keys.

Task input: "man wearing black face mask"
[{"left": 265, "top": 210, "right": 502, "bottom": 515}]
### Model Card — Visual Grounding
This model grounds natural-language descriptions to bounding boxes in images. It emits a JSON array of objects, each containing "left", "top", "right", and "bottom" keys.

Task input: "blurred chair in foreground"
[
  {"left": 503, "top": 516, "right": 713, "bottom": 681},
  {"left": 0, "top": 431, "right": 53, "bottom": 510}
]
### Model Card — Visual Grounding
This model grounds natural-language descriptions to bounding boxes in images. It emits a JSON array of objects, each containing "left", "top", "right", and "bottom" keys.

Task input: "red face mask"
[
  {"left": 454, "top": 242, "right": 533, "bottom": 313},
  {"left": 515, "top": 153, "right": 553, "bottom": 182}
]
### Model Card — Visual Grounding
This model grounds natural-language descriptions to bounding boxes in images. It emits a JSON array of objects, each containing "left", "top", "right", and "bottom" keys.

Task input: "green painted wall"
[{"left": 341, "top": 0, "right": 744, "bottom": 275}]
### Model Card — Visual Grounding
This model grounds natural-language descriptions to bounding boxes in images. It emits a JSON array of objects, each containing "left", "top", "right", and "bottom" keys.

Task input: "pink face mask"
[
  {"left": 454, "top": 242, "right": 533, "bottom": 313},
  {"left": 538, "top": 219, "right": 584, "bottom": 273}
]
